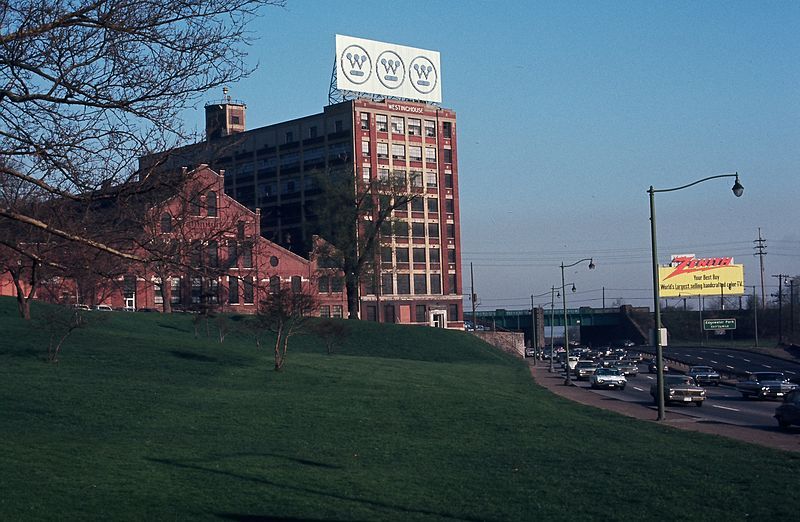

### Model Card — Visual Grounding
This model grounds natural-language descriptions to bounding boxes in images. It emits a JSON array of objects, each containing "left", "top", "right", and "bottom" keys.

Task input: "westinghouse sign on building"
[
  {"left": 658, "top": 255, "right": 745, "bottom": 297},
  {"left": 336, "top": 35, "right": 442, "bottom": 103}
]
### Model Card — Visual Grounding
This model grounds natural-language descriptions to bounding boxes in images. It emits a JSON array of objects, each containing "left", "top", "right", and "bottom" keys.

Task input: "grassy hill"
[{"left": 1, "top": 297, "right": 799, "bottom": 521}]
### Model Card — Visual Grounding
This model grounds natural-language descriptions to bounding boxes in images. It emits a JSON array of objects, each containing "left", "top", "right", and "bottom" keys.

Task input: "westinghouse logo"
[
  {"left": 410, "top": 56, "right": 437, "bottom": 94},
  {"left": 377, "top": 50, "right": 405, "bottom": 89},
  {"left": 341, "top": 44, "right": 371, "bottom": 85}
]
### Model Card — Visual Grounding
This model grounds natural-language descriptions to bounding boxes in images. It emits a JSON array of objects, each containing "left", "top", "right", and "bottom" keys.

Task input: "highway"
[{"left": 555, "top": 353, "right": 800, "bottom": 431}]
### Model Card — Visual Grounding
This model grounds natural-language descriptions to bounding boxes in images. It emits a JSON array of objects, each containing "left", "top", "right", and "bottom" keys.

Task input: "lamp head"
[
  {"left": 732, "top": 173, "right": 744, "bottom": 197},
  {"left": 571, "top": 283, "right": 576, "bottom": 293},
  {"left": 588, "top": 258, "right": 596, "bottom": 270}
]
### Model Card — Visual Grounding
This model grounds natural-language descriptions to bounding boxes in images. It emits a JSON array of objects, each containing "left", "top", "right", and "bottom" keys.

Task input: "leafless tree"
[
  {"left": 310, "top": 318, "right": 349, "bottom": 355},
  {"left": 257, "top": 286, "right": 317, "bottom": 371},
  {"left": 0, "top": 0, "right": 284, "bottom": 264},
  {"left": 314, "top": 168, "right": 419, "bottom": 319}
]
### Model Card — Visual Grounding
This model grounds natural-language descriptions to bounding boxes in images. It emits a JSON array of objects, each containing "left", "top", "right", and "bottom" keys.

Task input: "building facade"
[{"left": 141, "top": 98, "right": 463, "bottom": 327}]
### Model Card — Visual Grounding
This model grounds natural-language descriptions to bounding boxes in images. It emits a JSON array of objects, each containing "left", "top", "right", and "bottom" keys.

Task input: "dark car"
[
  {"left": 647, "top": 359, "right": 669, "bottom": 374},
  {"left": 611, "top": 359, "right": 639, "bottom": 377},
  {"left": 736, "top": 372, "right": 798, "bottom": 400},
  {"left": 775, "top": 390, "right": 800, "bottom": 429},
  {"left": 687, "top": 366, "right": 721, "bottom": 386},
  {"left": 651, "top": 375, "right": 705, "bottom": 406}
]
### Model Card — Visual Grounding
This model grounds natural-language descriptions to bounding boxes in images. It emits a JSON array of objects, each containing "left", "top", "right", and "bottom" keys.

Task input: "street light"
[
  {"left": 561, "top": 258, "right": 595, "bottom": 385},
  {"left": 649, "top": 172, "right": 743, "bottom": 421}
]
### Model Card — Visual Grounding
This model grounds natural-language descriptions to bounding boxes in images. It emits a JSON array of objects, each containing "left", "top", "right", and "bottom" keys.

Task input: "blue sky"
[{"left": 184, "top": 1, "right": 799, "bottom": 311}]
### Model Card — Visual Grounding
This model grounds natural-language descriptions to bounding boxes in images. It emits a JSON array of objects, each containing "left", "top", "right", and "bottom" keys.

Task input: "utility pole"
[
  {"left": 773, "top": 274, "right": 788, "bottom": 344},
  {"left": 602, "top": 286, "right": 605, "bottom": 308},
  {"left": 754, "top": 228, "right": 767, "bottom": 309},
  {"left": 470, "top": 262, "right": 476, "bottom": 327},
  {"left": 530, "top": 294, "right": 537, "bottom": 363}
]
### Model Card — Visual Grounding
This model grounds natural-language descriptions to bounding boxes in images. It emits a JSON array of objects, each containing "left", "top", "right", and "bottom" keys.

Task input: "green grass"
[{"left": 2, "top": 296, "right": 799, "bottom": 521}]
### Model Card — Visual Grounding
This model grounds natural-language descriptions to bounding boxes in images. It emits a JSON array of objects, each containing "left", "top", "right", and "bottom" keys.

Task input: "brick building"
[{"left": 142, "top": 97, "right": 464, "bottom": 327}]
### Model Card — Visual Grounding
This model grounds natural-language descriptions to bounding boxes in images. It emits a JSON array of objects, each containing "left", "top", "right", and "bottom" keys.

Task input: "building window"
[
  {"left": 309, "top": 125, "right": 317, "bottom": 138},
  {"left": 362, "top": 140, "right": 370, "bottom": 157},
  {"left": 446, "top": 223, "right": 456, "bottom": 238},
  {"left": 414, "top": 274, "right": 427, "bottom": 294},
  {"left": 206, "top": 240, "right": 218, "bottom": 267},
  {"left": 227, "top": 241, "right": 238, "bottom": 268},
  {"left": 411, "top": 198, "right": 424, "bottom": 212},
  {"left": 228, "top": 277, "right": 239, "bottom": 304},
  {"left": 415, "top": 304, "right": 426, "bottom": 323},
  {"left": 408, "top": 118, "right": 422, "bottom": 136},
  {"left": 207, "top": 279, "right": 218, "bottom": 304},
  {"left": 391, "top": 143, "right": 405, "bottom": 160},
  {"left": 413, "top": 247, "right": 426, "bottom": 263},
  {"left": 396, "top": 247, "right": 409, "bottom": 263},
  {"left": 424, "top": 120, "right": 436, "bottom": 137},
  {"left": 411, "top": 222, "right": 425, "bottom": 238},
  {"left": 243, "top": 276, "right": 254, "bottom": 304},
  {"left": 429, "top": 274, "right": 441, "bottom": 294},
  {"left": 445, "top": 199, "right": 454, "bottom": 213},
  {"left": 189, "top": 192, "right": 201, "bottom": 216},
  {"left": 381, "top": 273, "right": 393, "bottom": 295},
  {"left": 318, "top": 275, "right": 329, "bottom": 293},
  {"left": 366, "top": 305, "right": 377, "bottom": 321},
  {"left": 170, "top": 277, "right": 181, "bottom": 304},
  {"left": 443, "top": 149, "right": 453, "bottom": 164},
  {"left": 362, "top": 165, "right": 371, "bottom": 182},
  {"left": 443, "top": 121, "right": 452, "bottom": 138},
  {"left": 448, "top": 303, "right": 459, "bottom": 321},
  {"left": 206, "top": 191, "right": 217, "bottom": 217},
  {"left": 376, "top": 114, "right": 388, "bottom": 132},
  {"left": 241, "top": 243, "right": 253, "bottom": 268},
  {"left": 384, "top": 304, "right": 396, "bottom": 323},
  {"left": 427, "top": 198, "right": 438, "bottom": 213},
  {"left": 237, "top": 221, "right": 245, "bottom": 240},
  {"left": 426, "top": 172, "right": 438, "bottom": 188},
  {"left": 160, "top": 213, "right": 172, "bottom": 233},
  {"left": 427, "top": 223, "right": 439, "bottom": 238},
  {"left": 409, "top": 146, "right": 422, "bottom": 162},
  {"left": 381, "top": 246, "right": 392, "bottom": 265},
  {"left": 190, "top": 240, "right": 202, "bottom": 267},
  {"left": 448, "top": 274, "right": 457, "bottom": 294},
  {"left": 335, "top": 120, "right": 343, "bottom": 132},
  {"left": 360, "top": 112, "right": 370, "bottom": 130},
  {"left": 378, "top": 167, "right": 389, "bottom": 181},
  {"left": 154, "top": 279, "right": 163, "bottom": 304},
  {"left": 191, "top": 277, "right": 202, "bottom": 304},
  {"left": 270, "top": 275, "right": 280, "bottom": 293},
  {"left": 376, "top": 142, "right": 389, "bottom": 159},
  {"left": 320, "top": 305, "right": 331, "bottom": 318},
  {"left": 397, "top": 274, "right": 411, "bottom": 295},
  {"left": 285, "top": 131, "right": 293, "bottom": 143},
  {"left": 448, "top": 249, "right": 456, "bottom": 263},
  {"left": 429, "top": 248, "right": 440, "bottom": 263},
  {"left": 332, "top": 305, "right": 343, "bottom": 318},
  {"left": 331, "top": 276, "right": 343, "bottom": 292},
  {"left": 444, "top": 173, "right": 453, "bottom": 188},
  {"left": 425, "top": 147, "right": 436, "bottom": 163},
  {"left": 291, "top": 275, "right": 302, "bottom": 293},
  {"left": 410, "top": 170, "right": 423, "bottom": 188},
  {"left": 390, "top": 116, "right": 404, "bottom": 134},
  {"left": 394, "top": 221, "right": 409, "bottom": 237}
]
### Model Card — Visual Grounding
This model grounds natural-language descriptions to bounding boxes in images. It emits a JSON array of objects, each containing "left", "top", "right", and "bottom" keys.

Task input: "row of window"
[
  {"left": 188, "top": 240, "right": 254, "bottom": 269},
  {"left": 379, "top": 221, "right": 457, "bottom": 240},
  {"left": 366, "top": 142, "right": 453, "bottom": 164},
  {"left": 381, "top": 246, "right": 457, "bottom": 264},
  {"left": 155, "top": 274, "right": 305, "bottom": 307},
  {"left": 319, "top": 305, "right": 344, "bottom": 318},
  {"left": 362, "top": 272, "right": 458, "bottom": 296},
  {"left": 364, "top": 303, "right": 460, "bottom": 324},
  {"left": 361, "top": 113, "right": 453, "bottom": 140}
]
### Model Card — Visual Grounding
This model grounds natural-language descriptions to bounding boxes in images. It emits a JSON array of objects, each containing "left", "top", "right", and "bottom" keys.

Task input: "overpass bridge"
[{"left": 471, "top": 305, "right": 652, "bottom": 347}]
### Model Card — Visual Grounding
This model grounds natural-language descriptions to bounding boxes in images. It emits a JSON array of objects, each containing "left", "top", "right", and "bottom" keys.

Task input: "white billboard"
[{"left": 335, "top": 35, "right": 442, "bottom": 103}]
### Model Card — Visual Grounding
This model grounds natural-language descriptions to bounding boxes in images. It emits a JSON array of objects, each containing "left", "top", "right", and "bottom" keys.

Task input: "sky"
[{"left": 182, "top": 0, "right": 799, "bottom": 312}]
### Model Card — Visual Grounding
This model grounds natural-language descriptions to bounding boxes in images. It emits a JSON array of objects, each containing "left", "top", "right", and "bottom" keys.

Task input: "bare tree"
[
  {"left": 257, "top": 286, "right": 317, "bottom": 371},
  {"left": 314, "top": 168, "right": 419, "bottom": 319},
  {"left": 310, "top": 319, "right": 349, "bottom": 355},
  {"left": 0, "top": 0, "right": 284, "bottom": 265}
]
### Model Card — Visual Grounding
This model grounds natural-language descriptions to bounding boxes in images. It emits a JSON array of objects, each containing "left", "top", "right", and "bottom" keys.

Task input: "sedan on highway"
[
  {"left": 775, "top": 390, "right": 800, "bottom": 429},
  {"left": 574, "top": 361, "right": 599, "bottom": 380},
  {"left": 651, "top": 375, "right": 705, "bottom": 406},
  {"left": 737, "top": 372, "right": 798, "bottom": 400},
  {"left": 590, "top": 368, "right": 627, "bottom": 390},
  {"left": 687, "top": 366, "right": 721, "bottom": 386}
]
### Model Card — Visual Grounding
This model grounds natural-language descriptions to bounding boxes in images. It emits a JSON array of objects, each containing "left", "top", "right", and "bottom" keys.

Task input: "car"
[
  {"left": 524, "top": 347, "right": 537, "bottom": 358},
  {"left": 775, "top": 390, "right": 800, "bottom": 429},
  {"left": 687, "top": 366, "right": 721, "bottom": 386},
  {"left": 647, "top": 359, "right": 669, "bottom": 374},
  {"left": 611, "top": 359, "right": 639, "bottom": 377},
  {"left": 94, "top": 304, "right": 113, "bottom": 311},
  {"left": 561, "top": 356, "right": 579, "bottom": 371},
  {"left": 651, "top": 375, "right": 705, "bottom": 406},
  {"left": 574, "top": 360, "right": 599, "bottom": 380},
  {"left": 590, "top": 368, "right": 627, "bottom": 390},
  {"left": 736, "top": 372, "right": 798, "bottom": 400},
  {"left": 72, "top": 304, "right": 91, "bottom": 311}
]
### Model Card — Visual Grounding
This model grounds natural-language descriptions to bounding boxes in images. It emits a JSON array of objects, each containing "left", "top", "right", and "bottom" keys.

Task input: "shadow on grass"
[
  {"left": 147, "top": 457, "right": 497, "bottom": 522},
  {"left": 158, "top": 322, "right": 190, "bottom": 332},
  {"left": 217, "top": 514, "right": 369, "bottom": 522},
  {"left": 170, "top": 350, "right": 219, "bottom": 363}
]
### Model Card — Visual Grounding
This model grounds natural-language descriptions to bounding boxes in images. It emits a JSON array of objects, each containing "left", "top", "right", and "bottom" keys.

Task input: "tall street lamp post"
[
  {"left": 649, "top": 173, "right": 743, "bottom": 420},
  {"left": 561, "top": 258, "right": 595, "bottom": 385}
]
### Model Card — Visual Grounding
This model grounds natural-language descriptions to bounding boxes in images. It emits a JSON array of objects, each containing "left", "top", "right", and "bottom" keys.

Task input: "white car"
[
  {"left": 94, "top": 304, "right": 113, "bottom": 311},
  {"left": 590, "top": 368, "right": 627, "bottom": 390}
]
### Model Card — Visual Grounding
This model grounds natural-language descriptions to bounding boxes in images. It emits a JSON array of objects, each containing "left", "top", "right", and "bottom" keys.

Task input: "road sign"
[{"left": 703, "top": 318, "right": 736, "bottom": 331}]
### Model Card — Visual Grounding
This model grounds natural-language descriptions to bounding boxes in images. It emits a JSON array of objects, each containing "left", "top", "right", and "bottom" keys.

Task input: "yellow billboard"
[{"left": 658, "top": 255, "right": 744, "bottom": 297}]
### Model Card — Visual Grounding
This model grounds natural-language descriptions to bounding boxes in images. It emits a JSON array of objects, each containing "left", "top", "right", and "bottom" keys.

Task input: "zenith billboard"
[
  {"left": 335, "top": 35, "right": 442, "bottom": 103},
  {"left": 658, "top": 255, "right": 745, "bottom": 297}
]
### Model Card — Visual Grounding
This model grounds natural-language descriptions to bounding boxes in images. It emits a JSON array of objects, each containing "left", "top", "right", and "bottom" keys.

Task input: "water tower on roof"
[{"left": 204, "top": 87, "right": 246, "bottom": 141}]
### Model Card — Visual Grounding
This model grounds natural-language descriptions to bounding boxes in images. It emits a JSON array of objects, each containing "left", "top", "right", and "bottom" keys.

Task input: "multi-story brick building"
[{"left": 142, "top": 97, "right": 463, "bottom": 327}]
